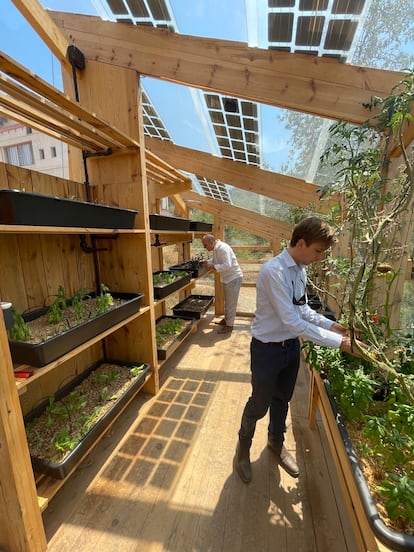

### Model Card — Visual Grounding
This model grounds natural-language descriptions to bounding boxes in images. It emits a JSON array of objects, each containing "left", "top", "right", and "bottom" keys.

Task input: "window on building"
[
  {"left": 26, "top": 127, "right": 32, "bottom": 134},
  {"left": 51, "top": 146, "right": 57, "bottom": 158},
  {"left": 5, "top": 143, "right": 34, "bottom": 166},
  {"left": 39, "top": 148, "right": 45, "bottom": 160}
]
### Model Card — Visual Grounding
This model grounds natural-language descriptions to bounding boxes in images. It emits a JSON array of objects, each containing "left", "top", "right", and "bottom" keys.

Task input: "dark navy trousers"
[{"left": 238, "top": 336, "right": 300, "bottom": 448}]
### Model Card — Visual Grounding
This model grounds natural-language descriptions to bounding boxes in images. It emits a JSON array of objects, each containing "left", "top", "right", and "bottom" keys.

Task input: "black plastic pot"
[
  {"left": 0, "top": 189, "right": 137, "bottom": 228},
  {"left": 25, "top": 360, "right": 150, "bottom": 479},
  {"left": 156, "top": 315, "right": 195, "bottom": 361},
  {"left": 169, "top": 261, "right": 209, "bottom": 279},
  {"left": 8, "top": 292, "right": 144, "bottom": 367},
  {"left": 322, "top": 377, "right": 414, "bottom": 552},
  {"left": 172, "top": 294, "right": 214, "bottom": 319},
  {"left": 153, "top": 271, "right": 192, "bottom": 300}
]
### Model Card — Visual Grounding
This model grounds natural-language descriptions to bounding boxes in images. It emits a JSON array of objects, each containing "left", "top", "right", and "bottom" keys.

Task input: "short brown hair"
[{"left": 290, "top": 217, "right": 336, "bottom": 247}]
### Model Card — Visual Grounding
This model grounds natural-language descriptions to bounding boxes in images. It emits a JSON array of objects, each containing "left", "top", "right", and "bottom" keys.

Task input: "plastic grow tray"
[
  {"left": 156, "top": 315, "right": 195, "bottom": 361},
  {"left": 0, "top": 189, "right": 137, "bottom": 229},
  {"left": 25, "top": 360, "right": 150, "bottom": 479},
  {"left": 172, "top": 294, "right": 214, "bottom": 319},
  {"left": 149, "top": 214, "right": 191, "bottom": 231},
  {"left": 8, "top": 292, "right": 144, "bottom": 367},
  {"left": 168, "top": 261, "right": 209, "bottom": 279},
  {"left": 189, "top": 221, "right": 213, "bottom": 232},
  {"left": 153, "top": 271, "right": 192, "bottom": 300}
]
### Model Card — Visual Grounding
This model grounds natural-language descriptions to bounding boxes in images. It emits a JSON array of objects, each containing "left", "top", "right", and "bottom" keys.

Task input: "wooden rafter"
[
  {"left": 145, "top": 136, "right": 327, "bottom": 210},
  {"left": 0, "top": 52, "right": 139, "bottom": 150},
  {"left": 49, "top": 11, "right": 404, "bottom": 126},
  {"left": 0, "top": 50, "right": 190, "bottom": 191},
  {"left": 11, "top": 0, "right": 69, "bottom": 67},
  {"left": 182, "top": 190, "right": 291, "bottom": 241}
]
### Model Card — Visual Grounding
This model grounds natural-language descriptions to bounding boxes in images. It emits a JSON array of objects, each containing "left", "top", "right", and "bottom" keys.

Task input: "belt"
[{"left": 253, "top": 337, "right": 297, "bottom": 347}]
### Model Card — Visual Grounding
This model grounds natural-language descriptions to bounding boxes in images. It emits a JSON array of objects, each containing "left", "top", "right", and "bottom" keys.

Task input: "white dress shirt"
[
  {"left": 251, "top": 248, "right": 342, "bottom": 347},
  {"left": 210, "top": 240, "right": 243, "bottom": 284}
]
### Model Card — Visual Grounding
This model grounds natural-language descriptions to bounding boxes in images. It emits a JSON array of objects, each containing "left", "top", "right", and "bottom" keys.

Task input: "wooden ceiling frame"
[
  {"left": 181, "top": 190, "right": 292, "bottom": 242},
  {"left": 0, "top": 48, "right": 191, "bottom": 191},
  {"left": 7, "top": 2, "right": 408, "bottom": 218},
  {"left": 145, "top": 136, "right": 330, "bottom": 211},
  {"left": 49, "top": 11, "right": 404, "bottom": 127}
]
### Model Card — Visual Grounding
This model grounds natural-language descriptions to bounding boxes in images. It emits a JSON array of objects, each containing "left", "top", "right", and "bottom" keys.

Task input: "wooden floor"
[{"left": 42, "top": 315, "right": 358, "bottom": 552}]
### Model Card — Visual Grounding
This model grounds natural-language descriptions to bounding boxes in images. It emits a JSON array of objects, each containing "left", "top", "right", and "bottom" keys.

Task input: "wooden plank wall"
[{"left": 0, "top": 161, "right": 102, "bottom": 415}]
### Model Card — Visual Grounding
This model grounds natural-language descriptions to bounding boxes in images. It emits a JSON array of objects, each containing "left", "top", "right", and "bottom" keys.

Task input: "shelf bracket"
[{"left": 79, "top": 235, "right": 110, "bottom": 254}]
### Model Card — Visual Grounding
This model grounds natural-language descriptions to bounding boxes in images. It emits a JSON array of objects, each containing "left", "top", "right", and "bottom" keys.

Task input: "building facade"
[{"left": 0, "top": 118, "right": 68, "bottom": 178}]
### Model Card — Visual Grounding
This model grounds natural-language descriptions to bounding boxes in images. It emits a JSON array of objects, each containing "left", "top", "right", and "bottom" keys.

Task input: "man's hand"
[{"left": 340, "top": 336, "right": 367, "bottom": 358}]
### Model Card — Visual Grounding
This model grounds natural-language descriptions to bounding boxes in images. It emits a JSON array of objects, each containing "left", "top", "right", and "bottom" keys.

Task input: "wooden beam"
[
  {"left": 146, "top": 137, "right": 325, "bottom": 210},
  {"left": 0, "top": 315, "right": 47, "bottom": 551},
  {"left": 150, "top": 179, "right": 191, "bottom": 200},
  {"left": 11, "top": 0, "right": 70, "bottom": 68},
  {"left": 49, "top": 11, "right": 404, "bottom": 126},
  {"left": 182, "top": 190, "right": 291, "bottom": 241},
  {"left": 0, "top": 51, "right": 139, "bottom": 149}
]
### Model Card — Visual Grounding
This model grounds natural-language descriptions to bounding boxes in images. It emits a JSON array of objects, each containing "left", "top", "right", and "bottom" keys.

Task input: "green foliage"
[
  {"left": 53, "top": 428, "right": 79, "bottom": 453},
  {"left": 375, "top": 475, "right": 414, "bottom": 522},
  {"left": 130, "top": 364, "right": 145, "bottom": 376},
  {"left": 25, "top": 362, "right": 146, "bottom": 463},
  {"left": 304, "top": 340, "right": 414, "bottom": 529},
  {"left": 9, "top": 306, "right": 31, "bottom": 341},
  {"left": 47, "top": 285, "right": 67, "bottom": 324},
  {"left": 156, "top": 318, "right": 188, "bottom": 347},
  {"left": 72, "top": 287, "right": 89, "bottom": 321},
  {"left": 95, "top": 283, "right": 114, "bottom": 315},
  {"left": 153, "top": 271, "right": 187, "bottom": 285}
]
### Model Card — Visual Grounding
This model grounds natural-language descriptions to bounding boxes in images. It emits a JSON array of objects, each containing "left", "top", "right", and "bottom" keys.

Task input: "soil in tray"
[
  {"left": 13, "top": 296, "right": 132, "bottom": 345},
  {"left": 25, "top": 361, "right": 149, "bottom": 466},
  {"left": 175, "top": 296, "right": 212, "bottom": 312},
  {"left": 172, "top": 295, "right": 214, "bottom": 320}
]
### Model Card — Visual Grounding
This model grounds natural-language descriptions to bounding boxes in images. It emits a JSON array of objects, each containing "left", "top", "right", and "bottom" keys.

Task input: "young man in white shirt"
[
  {"left": 235, "top": 217, "right": 366, "bottom": 483},
  {"left": 202, "top": 234, "right": 243, "bottom": 334}
]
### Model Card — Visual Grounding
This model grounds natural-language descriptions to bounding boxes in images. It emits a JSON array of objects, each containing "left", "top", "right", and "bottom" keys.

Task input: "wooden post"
[{"left": 0, "top": 314, "right": 47, "bottom": 552}]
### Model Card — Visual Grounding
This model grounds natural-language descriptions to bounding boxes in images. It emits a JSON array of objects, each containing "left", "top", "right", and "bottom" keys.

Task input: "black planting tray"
[
  {"left": 189, "top": 221, "right": 213, "bottom": 232},
  {"left": 156, "top": 315, "right": 195, "bottom": 361},
  {"left": 149, "top": 214, "right": 191, "bottom": 231},
  {"left": 153, "top": 271, "right": 192, "bottom": 300},
  {"left": 168, "top": 261, "right": 209, "bottom": 279},
  {"left": 172, "top": 295, "right": 214, "bottom": 319},
  {"left": 25, "top": 360, "right": 151, "bottom": 479},
  {"left": 0, "top": 189, "right": 137, "bottom": 228},
  {"left": 8, "top": 292, "right": 144, "bottom": 367}
]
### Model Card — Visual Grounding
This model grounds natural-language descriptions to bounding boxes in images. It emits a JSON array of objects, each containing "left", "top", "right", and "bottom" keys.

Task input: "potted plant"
[
  {"left": 304, "top": 70, "right": 414, "bottom": 550},
  {"left": 156, "top": 315, "right": 195, "bottom": 360},
  {"left": 152, "top": 270, "right": 192, "bottom": 299},
  {"left": 8, "top": 284, "right": 144, "bottom": 367},
  {"left": 25, "top": 360, "right": 150, "bottom": 479}
]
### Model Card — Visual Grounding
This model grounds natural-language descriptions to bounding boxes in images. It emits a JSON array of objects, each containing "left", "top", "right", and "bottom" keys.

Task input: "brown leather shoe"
[
  {"left": 234, "top": 442, "right": 252, "bottom": 483},
  {"left": 268, "top": 442, "right": 299, "bottom": 478},
  {"left": 214, "top": 318, "right": 227, "bottom": 326},
  {"left": 218, "top": 325, "right": 233, "bottom": 334}
]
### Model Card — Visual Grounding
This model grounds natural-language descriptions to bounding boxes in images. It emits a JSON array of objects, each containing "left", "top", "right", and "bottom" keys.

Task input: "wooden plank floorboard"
[{"left": 43, "top": 315, "right": 358, "bottom": 552}]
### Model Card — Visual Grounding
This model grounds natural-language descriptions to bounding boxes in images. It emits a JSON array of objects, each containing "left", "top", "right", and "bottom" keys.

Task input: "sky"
[
  {"left": 2, "top": 1, "right": 413, "bottom": 181},
  {"left": 0, "top": 0, "right": 293, "bottom": 173}
]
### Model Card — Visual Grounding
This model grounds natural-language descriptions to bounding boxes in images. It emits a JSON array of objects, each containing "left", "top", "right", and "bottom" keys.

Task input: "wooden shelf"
[
  {"left": 0, "top": 225, "right": 146, "bottom": 235},
  {"left": 35, "top": 369, "right": 153, "bottom": 511},
  {"left": 14, "top": 306, "right": 151, "bottom": 394},
  {"left": 153, "top": 281, "right": 196, "bottom": 305}
]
